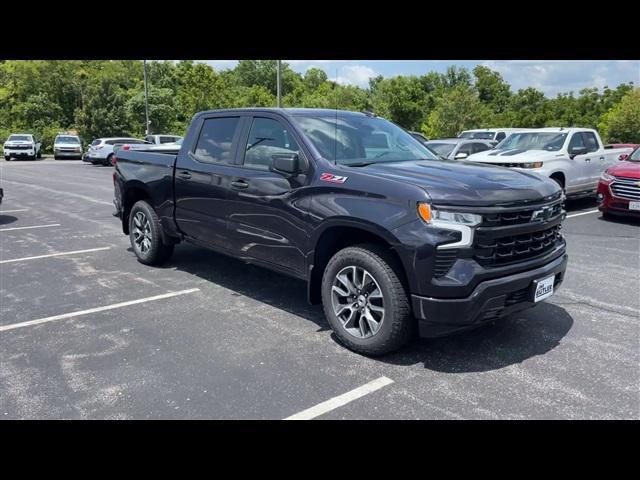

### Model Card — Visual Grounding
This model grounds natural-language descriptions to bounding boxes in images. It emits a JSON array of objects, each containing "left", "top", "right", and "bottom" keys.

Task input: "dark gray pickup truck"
[{"left": 113, "top": 108, "right": 568, "bottom": 355}]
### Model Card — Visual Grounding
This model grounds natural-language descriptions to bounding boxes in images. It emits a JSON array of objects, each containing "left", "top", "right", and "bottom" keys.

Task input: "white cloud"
[
  {"left": 481, "top": 60, "right": 639, "bottom": 97},
  {"left": 201, "top": 60, "right": 238, "bottom": 70},
  {"left": 335, "top": 65, "right": 378, "bottom": 88}
]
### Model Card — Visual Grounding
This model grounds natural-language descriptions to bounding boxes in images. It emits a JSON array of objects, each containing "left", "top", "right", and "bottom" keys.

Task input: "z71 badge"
[{"left": 320, "top": 173, "right": 348, "bottom": 184}]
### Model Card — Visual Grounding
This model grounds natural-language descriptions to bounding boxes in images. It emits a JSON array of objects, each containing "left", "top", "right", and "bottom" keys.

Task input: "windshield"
[
  {"left": 459, "top": 131, "right": 495, "bottom": 140},
  {"left": 628, "top": 148, "right": 640, "bottom": 162},
  {"left": 426, "top": 143, "right": 456, "bottom": 157},
  {"left": 8, "top": 135, "right": 31, "bottom": 141},
  {"left": 293, "top": 114, "right": 438, "bottom": 166},
  {"left": 495, "top": 132, "right": 568, "bottom": 152},
  {"left": 55, "top": 136, "right": 79, "bottom": 144}
]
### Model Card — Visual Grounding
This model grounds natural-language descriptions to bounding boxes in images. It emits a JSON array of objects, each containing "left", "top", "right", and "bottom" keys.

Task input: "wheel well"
[
  {"left": 550, "top": 172, "right": 565, "bottom": 188},
  {"left": 308, "top": 226, "right": 407, "bottom": 304},
  {"left": 122, "top": 187, "right": 151, "bottom": 234}
]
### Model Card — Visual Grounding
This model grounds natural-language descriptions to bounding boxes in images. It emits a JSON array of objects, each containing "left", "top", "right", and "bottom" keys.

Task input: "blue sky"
[{"left": 204, "top": 60, "right": 639, "bottom": 97}]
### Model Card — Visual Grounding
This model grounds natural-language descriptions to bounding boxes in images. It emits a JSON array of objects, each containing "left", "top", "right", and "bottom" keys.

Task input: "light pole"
[
  {"left": 276, "top": 60, "right": 282, "bottom": 108},
  {"left": 143, "top": 59, "right": 150, "bottom": 135}
]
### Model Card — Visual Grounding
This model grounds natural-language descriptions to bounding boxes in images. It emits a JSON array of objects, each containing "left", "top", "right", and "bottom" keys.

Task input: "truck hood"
[
  {"left": 466, "top": 149, "right": 560, "bottom": 163},
  {"left": 361, "top": 159, "right": 560, "bottom": 206},
  {"left": 4, "top": 141, "right": 34, "bottom": 146},
  {"left": 607, "top": 160, "right": 640, "bottom": 178}
]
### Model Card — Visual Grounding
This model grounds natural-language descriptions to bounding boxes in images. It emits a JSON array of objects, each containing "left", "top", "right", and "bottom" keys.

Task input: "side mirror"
[
  {"left": 569, "top": 146, "right": 588, "bottom": 159},
  {"left": 271, "top": 153, "right": 300, "bottom": 176},
  {"left": 454, "top": 152, "right": 468, "bottom": 160}
]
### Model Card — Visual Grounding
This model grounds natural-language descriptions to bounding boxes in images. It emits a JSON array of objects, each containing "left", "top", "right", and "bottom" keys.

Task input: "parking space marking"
[
  {"left": 0, "top": 247, "right": 111, "bottom": 264},
  {"left": 0, "top": 179, "right": 113, "bottom": 206},
  {"left": 0, "top": 209, "right": 29, "bottom": 214},
  {"left": 0, "top": 223, "right": 61, "bottom": 232},
  {"left": 284, "top": 376, "right": 395, "bottom": 420},
  {"left": 567, "top": 209, "right": 599, "bottom": 218},
  {"left": 0, "top": 288, "right": 201, "bottom": 333}
]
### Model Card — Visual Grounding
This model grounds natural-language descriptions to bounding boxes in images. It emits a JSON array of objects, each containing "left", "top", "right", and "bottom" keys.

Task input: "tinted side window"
[
  {"left": 495, "top": 132, "right": 506, "bottom": 142},
  {"left": 159, "top": 136, "right": 176, "bottom": 144},
  {"left": 91, "top": 139, "right": 102, "bottom": 146},
  {"left": 458, "top": 143, "right": 474, "bottom": 155},
  {"left": 243, "top": 117, "right": 300, "bottom": 170},
  {"left": 582, "top": 132, "right": 599, "bottom": 152},
  {"left": 569, "top": 133, "right": 586, "bottom": 151},
  {"left": 194, "top": 117, "right": 241, "bottom": 164},
  {"left": 472, "top": 142, "right": 491, "bottom": 153}
]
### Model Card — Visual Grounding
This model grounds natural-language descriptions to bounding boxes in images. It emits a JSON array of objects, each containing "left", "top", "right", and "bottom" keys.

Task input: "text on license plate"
[
  {"left": 629, "top": 201, "right": 640, "bottom": 211},
  {"left": 534, "top": 275, "right": 555, "bottom": 302}
]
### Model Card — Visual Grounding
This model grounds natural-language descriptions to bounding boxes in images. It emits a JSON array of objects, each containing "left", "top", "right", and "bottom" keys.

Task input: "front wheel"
[
  {"left": 37, "top": 150, "right": 42, "bottom": 159},
  {"left": 4, "top": 156, "right": 10, "bottom": 161},
  {"left": 321, "top": 244, "right": 413, "bottom": 356},
  {"left": 128, "top": 200, "right": 174, "bottom": 265},
  {"left": 105, "top": 154, "right": 114, "bottom": 166}
]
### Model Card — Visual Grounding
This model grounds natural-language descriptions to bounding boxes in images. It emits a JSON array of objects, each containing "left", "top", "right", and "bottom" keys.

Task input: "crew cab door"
[
  {"left": 173, "top": 114, "right": 246, "bottom": 249},
  {"left": 224, "top": 114, "right": 311, "bottom": 276},
  {"left": 581, "top": 131, "right": 607, "bottom": 186},
  {"left": 566, "top": 132, "right": 593, "bottom": 192}
]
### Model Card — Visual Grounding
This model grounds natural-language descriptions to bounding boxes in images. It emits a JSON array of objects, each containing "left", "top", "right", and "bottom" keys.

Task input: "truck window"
[
  {"left": 159, "top": 136, "right": 178, "bottom": 144},
  {"left": 243, "top": 117, "right": 301, "bottom": 170},
  {"left": 472, "top": 142, "right": 490, "bottom": 154},
  {"left": 582, "top": 132, "right": 599, "bottom": 152},
  {"left": 194, "top": 117, "right": 241, "bottom": 164},
  {"left": 568, "top": 133, "right": 586, "bottom": 151},
  {"left": 495, "top": 132, "right": 506, "bottom": 142}
]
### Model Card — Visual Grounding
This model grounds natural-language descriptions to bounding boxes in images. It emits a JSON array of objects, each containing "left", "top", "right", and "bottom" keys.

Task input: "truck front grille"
[
  {"left": 7, "top": 145, "right": 30, "bottom": 150},
  {"left": 474, "top": 224, "right": 562, "bottom": 267},
  {"left": 610, "top": 176, "right": 640, "bottom": 201},
  {"left": 482, "top": 202, "right": 563, "bottom": 227}
]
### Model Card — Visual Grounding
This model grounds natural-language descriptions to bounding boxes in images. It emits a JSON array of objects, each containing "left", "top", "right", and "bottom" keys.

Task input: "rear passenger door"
[
  {"left": 224, "top": 114, "right": 312, "bottom": 276},
  {"left": 174, "top": 114, "right": 247, "bottom": 249},
  {"left": 582, "top": 131, "right": 606, "bottom": 183},
  {"left": 567, "top": 132, "right": 592, "bottom": 190}
]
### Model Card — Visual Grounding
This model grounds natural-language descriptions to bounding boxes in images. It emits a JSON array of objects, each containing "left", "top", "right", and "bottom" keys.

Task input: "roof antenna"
[{"left": 334, "top": 67, "right": 338, "bottom": 165}]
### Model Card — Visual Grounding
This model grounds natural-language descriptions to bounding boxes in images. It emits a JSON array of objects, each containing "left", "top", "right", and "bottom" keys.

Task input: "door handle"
[
  {"left": 584, "top": 158, "right": 591, "bottom": 162},
  {"left": 599, "top": 157, "right": 605, "bottom": 161},
  {"left": 231, "top": 180, "right": 249, "bottom": 189},
  {"left": 177, "top": 171, "right": 192, "bottom": 179}
]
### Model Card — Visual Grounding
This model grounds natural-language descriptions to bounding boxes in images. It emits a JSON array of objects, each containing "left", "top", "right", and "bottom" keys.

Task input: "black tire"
[
  {"left": 54, "top": 155, "right": 59, "bottom": 160},
  {"left": 321, "top": 244, "right": 413, "bottom": 356},
  {"left": 128, "top": 200, "right": 174, "bottom": 266},
  {"left": 4, "top": 156, "right": 10, "bottom": 161},
  {"left": 37, "top": 150, "right": 42, "bottom": 159},
  {"left": 550, "top": 175, "right": 565, "bottom": 193},
  {"left": 105, "top": 154, "right": 114, "bottom": 166}
]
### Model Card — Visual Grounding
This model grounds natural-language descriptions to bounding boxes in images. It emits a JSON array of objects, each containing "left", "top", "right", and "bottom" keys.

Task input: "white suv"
[
  {"left": 86, "top": 137, "right": 148, "bottom": 166},
  {"left": 53, "top": 134, "right": 83, "bottom": 160}
]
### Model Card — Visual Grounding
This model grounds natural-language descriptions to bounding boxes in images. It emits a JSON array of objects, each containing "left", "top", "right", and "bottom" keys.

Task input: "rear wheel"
[
  {"left": 37, "top": 150, "right": 42, "bottom": 159},
  {"left": 128, "top": 200, "right": 174, "bottom": 265},
  {"left": 105, "top": 154, "right": 114, "bottom": 166},
  {"left": 321, "top": 244, "right": 413, "bottom": 356}
]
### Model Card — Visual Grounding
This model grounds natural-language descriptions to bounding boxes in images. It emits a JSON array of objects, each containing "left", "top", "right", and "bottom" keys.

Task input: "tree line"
[{"left": 0, "top": 60, "right": 638, "bottom": 153}]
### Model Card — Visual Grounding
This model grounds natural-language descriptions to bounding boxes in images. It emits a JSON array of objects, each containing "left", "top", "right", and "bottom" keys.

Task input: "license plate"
[
  {"left": 629, "top": 202, "right": 640, "bottom": 211},
  {"left": 533, "top": 275, "right": 555, "bottom": 302}
]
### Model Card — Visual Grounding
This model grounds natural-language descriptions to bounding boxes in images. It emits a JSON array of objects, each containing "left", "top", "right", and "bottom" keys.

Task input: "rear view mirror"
[
  {"left": 454, "top": 152, "right": 468, "bottom": 160},
  {"left": 271, "top": 153, "right": 300, "bottom": 176}
]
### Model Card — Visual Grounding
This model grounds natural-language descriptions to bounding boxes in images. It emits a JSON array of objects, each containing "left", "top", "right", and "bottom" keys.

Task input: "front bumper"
[
  {"left": 597, "top": 181, "right": 640, "bottom": 217},
  {"left": 55, "top": 149, "right": 83, "bottom": 158},
  {"left": 4, "top": 149, "right": 35, "bottom": 158},
  {"left": 412, "top": 252, "right": 568, "bottom": 337}
]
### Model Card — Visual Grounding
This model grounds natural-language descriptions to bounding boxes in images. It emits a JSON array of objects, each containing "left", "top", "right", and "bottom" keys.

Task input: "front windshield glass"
[
  {"left": 495, "top": 132, "right": 568, "bottom": 152},
  {"left": 628, "top": 148, "right": 640, "bottom": 162},
  {"left": 8, "top": 135, "right": 30, "bottom": 141},
  {"left": 426, "top": 143, "right": 456, "bottom": 157},
  {"left": 293, "top": 114, "right": 438, "bottom": 166},
  {"left": 460, "top": 131, "right": 494, "bottom": 140},
  {"left": 56, "top": 136, "right": 79, "bottom": 143}
]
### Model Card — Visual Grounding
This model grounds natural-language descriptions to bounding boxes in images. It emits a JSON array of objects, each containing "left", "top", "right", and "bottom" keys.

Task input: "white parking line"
[
  {"left": 0, "top": 288, "right": 201, "bottom": 333},
  {"left": 0, "top": 223, "right": 60, "bottom": 232},
  {"left": 566, "top": 210, "right": 599, "bottom": 218},
  {"left": 0, "top": 209, "right": 29, "bottom": 214},
  {"left": 284, "top": 376, "right": 395, "bottom": 420},
  {"left": 0, "top": 247, "right": 111, "bottom": 264}
]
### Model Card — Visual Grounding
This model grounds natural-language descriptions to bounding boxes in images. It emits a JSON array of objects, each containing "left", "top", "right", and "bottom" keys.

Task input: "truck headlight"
[
  {"left": 418, "top": 203, "right": 482, "bottom": 249},
  {"left": 520, "top": 162, "right": 544, "bottom": 169}
]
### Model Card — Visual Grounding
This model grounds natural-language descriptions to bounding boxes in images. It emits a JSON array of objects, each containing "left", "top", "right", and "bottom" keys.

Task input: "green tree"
[
  {"left": 422, "top": 85, "right": 491, "bottom": 138},
  {"left": 598, "top": 89, "right": 640, "bottom": 143}
]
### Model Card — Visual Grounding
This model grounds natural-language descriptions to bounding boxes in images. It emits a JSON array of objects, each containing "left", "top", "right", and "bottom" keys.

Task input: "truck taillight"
[{"left": 123, "top": 145, "right": 130, "bottom": 150}]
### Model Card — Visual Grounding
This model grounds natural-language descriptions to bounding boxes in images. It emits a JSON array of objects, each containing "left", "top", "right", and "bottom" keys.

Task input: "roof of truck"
[
  {"left": 195, "top": 108, "right": 374, "bottom": 118},
  {"left": 529, "top": 127, "right": 597, "bottom": 134}
]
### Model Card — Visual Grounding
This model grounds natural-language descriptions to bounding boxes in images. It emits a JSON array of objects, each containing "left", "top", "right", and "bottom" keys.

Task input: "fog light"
[{"left": 596, "top": 193, "right": 604, "bottom": 203}]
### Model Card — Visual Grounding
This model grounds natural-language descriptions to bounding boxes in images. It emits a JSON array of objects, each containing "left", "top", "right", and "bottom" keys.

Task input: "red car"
[{"left": 597, "top": 146, "right": 640, "bottom": 218}]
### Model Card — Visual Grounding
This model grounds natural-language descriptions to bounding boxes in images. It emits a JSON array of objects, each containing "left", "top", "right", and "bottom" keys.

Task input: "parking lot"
[{"left": 1, "top": 157, "right": 638, "bottom": 419}]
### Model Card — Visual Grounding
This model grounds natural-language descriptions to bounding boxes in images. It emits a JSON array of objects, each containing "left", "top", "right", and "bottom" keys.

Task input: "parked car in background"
[
  {"left": 597, "top": 146, "right": 640, "bottom": 219},
  {"left": 605, "top": 143, "right": 640, "bottom": 161},
  {"left": 53, "top": 134, "right": 83, "bottom": 160},
  {"left": 465, "top": 128, "right": 634, "bottom": 198},
  {"left": 458, "top": 128, "right": 534, "bottom": 144},
  {"left": 425, "top": 138, "right": 494, "bottom": 160},
  {"left": 113, "top": 138, "right": 183, "bottom": 159},
  {"left": 144, "top": 134, "right": 183, "bottom": 145},
  {"left": 85, "top": 137, "right": 149, "bottom": 166},
  {"left": 408, "top": 131, "right": 429, "bottom": 144},
  {"left": 113, "top": 108, "right": 567, "bottom": 356},
  {"left": 3, "top": 134, "right": 42, "bottom": 161}
]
